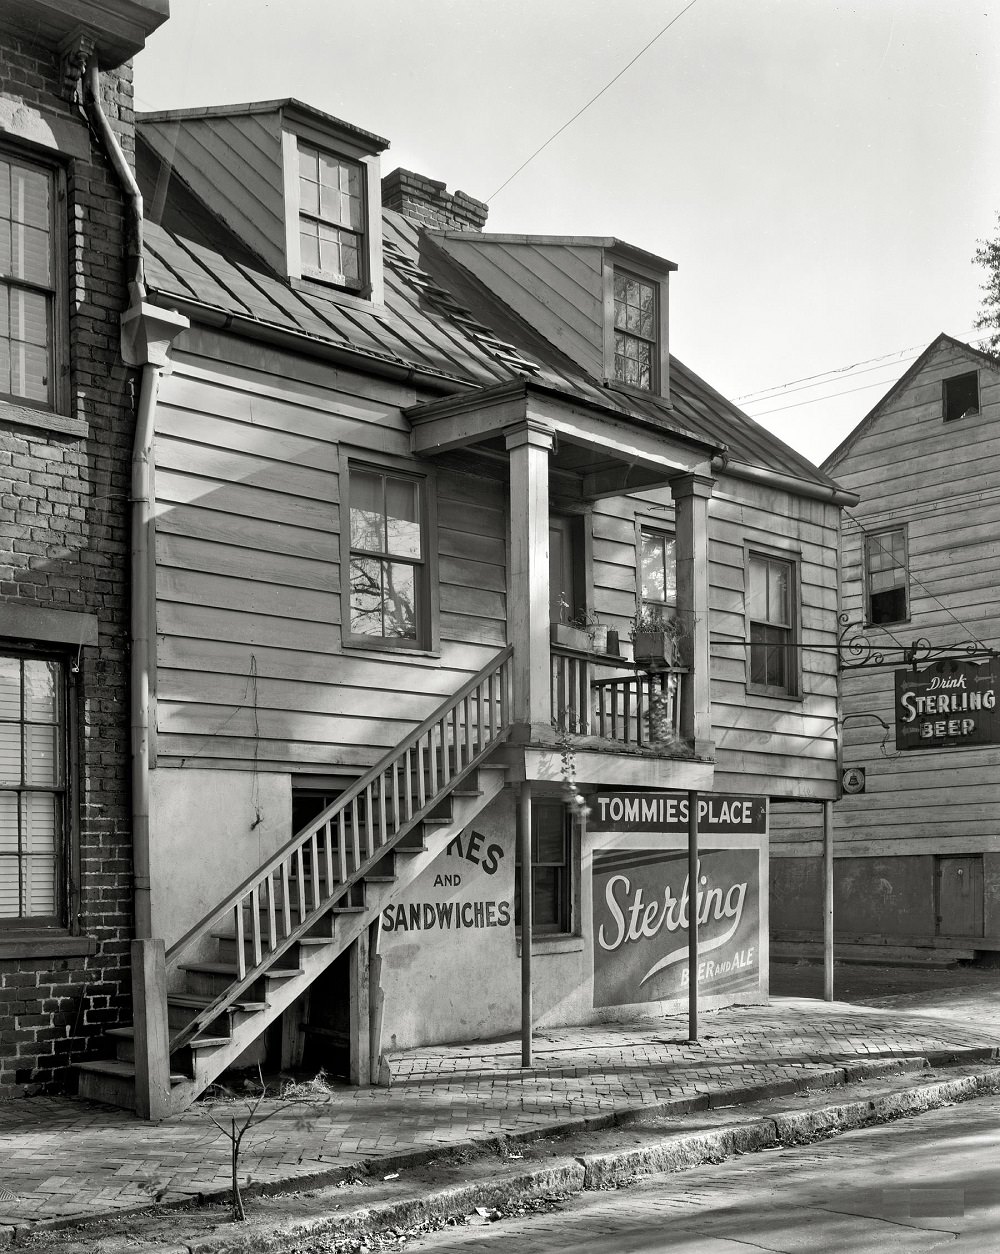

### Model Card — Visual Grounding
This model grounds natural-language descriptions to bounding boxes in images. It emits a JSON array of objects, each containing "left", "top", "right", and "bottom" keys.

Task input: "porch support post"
[
  {"left": 672, "top": 473, "right": 715, "bottom": 754},
  {"left": 506, "top": 420, "right": 555, "bottom": 731},
  {"left": 131, "top": 938, "right": 171, "bottom": 1120},
  {"left": 518, "top": 781, "right": 533, "bottom": 1068},
  {"left": 687, "top": 790, "right": 700, "bottom": 1043},
  {"left": 823, "top": 800, "right": 835, "bottom": 1001},
  {"left": 349, "top": 930, "right": 371, "bottom": 1086}
]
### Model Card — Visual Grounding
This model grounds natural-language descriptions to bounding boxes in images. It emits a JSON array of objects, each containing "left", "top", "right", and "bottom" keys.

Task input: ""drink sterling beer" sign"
[{"left": 895, "top": 658, "right": 1000, "bottom": 751}]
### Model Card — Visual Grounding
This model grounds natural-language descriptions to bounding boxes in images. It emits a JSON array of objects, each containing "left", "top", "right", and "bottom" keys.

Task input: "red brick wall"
[
  {"left": 0, "top": 25, "right": 135, "bottom": 1097},
  {"left": 382, "top": 167, "right": 489, "bottom": 232}
]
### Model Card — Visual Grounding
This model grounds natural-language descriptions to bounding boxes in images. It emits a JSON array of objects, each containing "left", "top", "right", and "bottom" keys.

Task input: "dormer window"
[
  {"left": 614, "top": 270, "right": 657, "bottom": 391},
  {"left": 297, "top": 142, "right": 365, "bottom": 291}
]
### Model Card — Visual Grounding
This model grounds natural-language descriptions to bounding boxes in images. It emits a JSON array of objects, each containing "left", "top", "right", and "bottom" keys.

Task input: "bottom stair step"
[{"left": 76, "top": 1059, "right": 186, "bottom": 1109}]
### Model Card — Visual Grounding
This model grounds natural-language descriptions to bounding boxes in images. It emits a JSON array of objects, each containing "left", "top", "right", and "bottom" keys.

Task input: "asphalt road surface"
[{"left": 405, "top": 1088, "right": 1000, "bottom": 1253}]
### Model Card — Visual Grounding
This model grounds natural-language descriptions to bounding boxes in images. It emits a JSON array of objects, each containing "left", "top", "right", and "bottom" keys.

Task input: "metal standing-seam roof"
[{"left": 137, "top": 131, "right": 845, "bottom": 496}]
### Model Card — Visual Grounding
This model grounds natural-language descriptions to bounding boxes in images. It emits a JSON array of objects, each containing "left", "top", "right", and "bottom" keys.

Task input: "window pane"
[
  {"left": 299, "top": 223, "right": 320, "bottom": 271},
  {"left": 349, "top": 556, "right": 383, "bottom": 636},
  {"left": 0, "top": 792, "right": 17, "bottom": 853},
  {"left": 0, "top": 857, "right": 19, "bottom": 918},
  {"left": 23, "top": 791, "right": 57, "bottom": 852},
  {"left": 385, "top": 477, "right": 421, "bottom": 558},
  {"left": 10, "top": 338, "right": 49, "bottom": 403},
  {"left": 350, "top": 470, "right": 385, "bottom": 551},
  {"left": 640, "top": 530, "right": 676, "bottom": 609},
  {"left": 299, "top": 176, "right": 320, "bottom": 218},
  {"left": 0, "top": 657, "right": 20, "bottom": 721},
  {"left": 0, "top": 723, "right": 20, "bottom": 784},
  {"left": 24, "top": 659, "right": 59, "bottom": 723},
  {"left": 767, "top": 562, "right": 790, "bottom": 625},
  {"left": 23, "top": 854, "right": 56, "bottom": 916},
  {"left": 383, "top": 561, "right": 417, "bottom": 639},
  {"left": 10, "top": 163, "right": 50, "bottom": 232},
  {"left": 24, "top": 722, "right": 60, "bottom": 786},
  {"left": 13, "top": 222, "right": 50, "bottom": 287},
  {"left": 532, "top": 866, "right": 561, "bottom": 928},
  {"left": 750, "top": 622, "right": 788, "bottom": 688}
]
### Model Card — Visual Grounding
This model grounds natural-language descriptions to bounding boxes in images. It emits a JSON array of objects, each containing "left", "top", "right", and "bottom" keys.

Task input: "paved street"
[{"left": 406, "top": 1087, "right": 1000, "bottom": 1253}]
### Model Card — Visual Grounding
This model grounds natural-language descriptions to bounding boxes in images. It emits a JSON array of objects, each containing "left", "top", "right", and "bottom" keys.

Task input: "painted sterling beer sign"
[
  {"left": 895, "top": 659, "right": 1000, "bottom": 751},
  {"left": 592, "top": 848, "right": 759, "bottom": 1007}
]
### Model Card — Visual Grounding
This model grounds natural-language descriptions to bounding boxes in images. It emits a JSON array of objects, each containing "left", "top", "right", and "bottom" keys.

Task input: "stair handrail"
[{"left": 164, "top": 645, "right": 512, "bottom": 1048}]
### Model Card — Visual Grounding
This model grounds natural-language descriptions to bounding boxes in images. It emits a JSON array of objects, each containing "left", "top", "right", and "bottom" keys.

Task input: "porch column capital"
[
  {"left": 504, "top": 419, "right": 556, "bottom": 453},
  {"left": 671, "top": 472, "right": 715, "bottom": 501}
]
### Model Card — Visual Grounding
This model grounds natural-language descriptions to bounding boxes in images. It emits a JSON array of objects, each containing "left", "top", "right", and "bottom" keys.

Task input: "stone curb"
[
  {"left": 21, "top": 1056, "right": 1000, "bottom": 1254},
  {"left": 4, "top": 1052, "right": 940, "bottom": 1249}
]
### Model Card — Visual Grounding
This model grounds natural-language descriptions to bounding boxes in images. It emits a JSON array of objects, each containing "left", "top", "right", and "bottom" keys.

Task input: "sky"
[{"left": 132, "top": 0, "right": 1000, "bottom": 467}]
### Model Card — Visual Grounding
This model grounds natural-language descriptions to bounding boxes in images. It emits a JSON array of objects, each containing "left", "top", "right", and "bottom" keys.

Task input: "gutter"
[
  {"left": 714, "top": 456, "right": 860, "bottom": 508},
  {"left": 84, "top": 61, "right": 188, "bottom": 942},
  {"left": 153, "top": 293, "right": 476, "bottom": 397}
]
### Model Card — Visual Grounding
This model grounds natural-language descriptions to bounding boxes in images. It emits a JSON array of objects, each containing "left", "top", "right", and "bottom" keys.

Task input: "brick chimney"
[{"left": 382, "top": 167, "right": 488, "bottom": 232}]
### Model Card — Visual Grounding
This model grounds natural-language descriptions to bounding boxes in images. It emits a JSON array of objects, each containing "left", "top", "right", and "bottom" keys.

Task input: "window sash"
[
  {"left": 640, "top": 528, "right": 677, "bottom": 620},
  {"left": 0, "top": 654, "right": 67, "bottom": 927},
  {"left": 613, "top": 270, "right": 657, "bottom": 391},
  {"left": 866, "top": 528, "right": 908, "bottom": 623},
  {"left": 297, "top": 141, "right": 365, "bottom": 290},
  {"left": 748, "top": 555, "right": 796, "bottom": 695},
  {"left": 347, "top": 465, "right": 427, "bottom": 646},
  {"left": 0, "top": 152, "right": 56, "bottom": 408},
  {"left": 515, "top": 802, "right": 572, "bottom": 934}
]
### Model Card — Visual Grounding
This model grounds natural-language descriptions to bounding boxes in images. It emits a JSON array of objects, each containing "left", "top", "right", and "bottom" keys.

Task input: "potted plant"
[{"left": 630, "top": 610, "right": 684, "bottom": 670}]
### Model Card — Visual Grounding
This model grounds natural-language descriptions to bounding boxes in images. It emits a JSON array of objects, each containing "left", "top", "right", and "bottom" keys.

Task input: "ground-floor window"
[
  {"left": 0, "top": 653, "right": 68, "bottom": 927},
  {"left": 515, "top": 800, "right": 573, "bottom": 934}
]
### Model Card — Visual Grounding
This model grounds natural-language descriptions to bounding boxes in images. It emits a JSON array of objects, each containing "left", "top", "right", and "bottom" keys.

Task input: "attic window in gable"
[
  {"left": 298, "top": 142, "right": 365, "bottom": 291},
  {"left": 943, "top": 371, "right": 979, "bottom": 423}
]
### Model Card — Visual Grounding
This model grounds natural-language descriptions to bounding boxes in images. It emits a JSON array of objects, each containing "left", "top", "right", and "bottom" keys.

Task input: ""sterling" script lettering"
[{"left": 597, "top": 861, "right": 746, "bottom": 952}]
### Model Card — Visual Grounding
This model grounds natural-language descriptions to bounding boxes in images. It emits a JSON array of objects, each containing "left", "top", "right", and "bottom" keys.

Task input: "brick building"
[{"left": 0, "top": 1, "right": 168, "bottom": 1096}]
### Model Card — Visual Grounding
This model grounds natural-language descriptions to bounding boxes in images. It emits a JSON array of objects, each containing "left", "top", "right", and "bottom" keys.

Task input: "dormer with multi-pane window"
[
  {"left": 139, "top": 99, "right": 388, "bottom": 306},
  {"left": 428, "top": 232, "right": 675, "bottom": 403}
]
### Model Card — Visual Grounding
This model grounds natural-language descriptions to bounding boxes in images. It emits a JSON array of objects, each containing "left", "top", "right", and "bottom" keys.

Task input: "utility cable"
[{"left": 487, "top": 0, "right": 702, "bottom": 202}]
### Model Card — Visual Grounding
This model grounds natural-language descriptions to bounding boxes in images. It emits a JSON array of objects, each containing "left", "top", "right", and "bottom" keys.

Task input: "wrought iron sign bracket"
[{"left": 836, "top": 613, "right": 998, "bottom": 672}]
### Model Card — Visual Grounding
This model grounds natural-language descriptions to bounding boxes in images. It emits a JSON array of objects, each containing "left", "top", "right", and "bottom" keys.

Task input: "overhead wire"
[{"left": 486, "top": 0, "right": 702, "bottom": 202}]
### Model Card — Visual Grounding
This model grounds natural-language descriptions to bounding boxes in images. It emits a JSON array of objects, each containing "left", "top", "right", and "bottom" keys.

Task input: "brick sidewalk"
[{"left": 0, "top": 997, "right": 997, "bottom": 1234}]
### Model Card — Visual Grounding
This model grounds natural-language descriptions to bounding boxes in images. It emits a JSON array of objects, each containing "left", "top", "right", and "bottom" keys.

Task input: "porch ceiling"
[{"left": 406, "top": 381, "right": 719, "bottom": 500}]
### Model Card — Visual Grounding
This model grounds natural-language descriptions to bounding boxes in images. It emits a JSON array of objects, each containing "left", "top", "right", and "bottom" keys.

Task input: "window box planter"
[
  {"left": 550, "top": 622, "right": 591, "bottom": 652},
  {"left": 632, "top": 630, "right": 679, "bottom": 670}
]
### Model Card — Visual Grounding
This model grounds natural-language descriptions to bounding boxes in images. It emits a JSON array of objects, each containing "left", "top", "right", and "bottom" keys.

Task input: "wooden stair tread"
[
  {"left": 178, "top": 961, "right": 303, "bottom": 977},
  {"left": 77, "top": 1059, "right": 187, "bottom": 1084}
]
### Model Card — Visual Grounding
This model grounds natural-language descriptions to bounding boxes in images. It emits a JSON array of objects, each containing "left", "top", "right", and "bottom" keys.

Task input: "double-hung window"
[
  {"left": 515, "top": 801, "right": 572, "bottom": 935},
  {"left": 0, "top": 151, "right": 59, "bottom": 409},
  {"left": 747, "top": 552, "right": 797, "bottom": 696},
  {"left": 0, "top": 654, "right": 67, "bottom": 927},
  {"left": 865, "top": 527, "right": 908, "bottom": 624},
  {"left": 346, "top": 463, "right": 429, "bottom": 648},
  {"left": 297, "top": 141, "right": 365, "bottom": 291},
  {"left": 639, "top": 526, "right": 676, "bottom": 624},
  {"left": 613, "top": 270, "right": 657, "bottom": 392}
]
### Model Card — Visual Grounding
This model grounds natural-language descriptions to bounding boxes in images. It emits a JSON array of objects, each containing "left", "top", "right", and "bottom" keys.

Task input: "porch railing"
[{"left": 551, "top": 644, "right": 685, "bottom": 748}]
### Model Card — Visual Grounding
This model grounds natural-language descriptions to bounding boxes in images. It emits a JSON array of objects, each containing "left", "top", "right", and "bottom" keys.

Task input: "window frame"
[
  {"left": 745, "top": 546, "right": 801, "bottom": 700},
  {"left": 0, "top": 647, "right": 75, "bottom": 932},
  {"left": 602, "top": 255, "right": 672, "bottom": 400},
  {"left": 864, "top": 525, "right": 910, "bottom": 626},
  {"left": 339, "top": 450, "right": 439, "bottom": 654},
  {"left": 0, "top": 144, "right": 68, "bottom": 416},
  {"left": 281, "top": 126, "right": 384, "bottom": 306},
  {"left": 943, "top": 371, "right": 980, "bottom": 423},
  {"left": 514, "top": 799, "right": 577, "bottom": 937}
]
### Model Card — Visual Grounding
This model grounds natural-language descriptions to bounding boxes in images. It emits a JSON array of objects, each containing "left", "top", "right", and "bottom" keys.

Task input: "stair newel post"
[{"left": 131, "top": 938, "right": 171, "bottom": 1120}]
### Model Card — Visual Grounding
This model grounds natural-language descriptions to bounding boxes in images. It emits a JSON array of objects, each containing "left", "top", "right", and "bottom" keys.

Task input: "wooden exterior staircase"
[{"left": 76, "top": 647, "right": 513, "bottom": 1115}]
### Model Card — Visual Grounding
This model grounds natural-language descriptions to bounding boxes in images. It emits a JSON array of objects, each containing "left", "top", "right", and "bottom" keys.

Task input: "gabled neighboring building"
[
  {"left": 70, "top": 97, "right": 855, "bottom": 1117},
  {"left": 0, "top": 0, "right": 168, "bottom": 1098},
  {"left": 770, "top": 333, "right": 1000, "bottom": 961}
]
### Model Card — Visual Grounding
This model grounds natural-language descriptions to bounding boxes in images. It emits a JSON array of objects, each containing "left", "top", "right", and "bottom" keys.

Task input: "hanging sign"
[
  {"left": 895, "top": 658, "right": 1000, "bottom": 751},
  {"left": 592, "top": 848, "right": 759, "bottom": 1007},
  {"left": 588, "top": 790, "right": 767, "bottom": 834}
]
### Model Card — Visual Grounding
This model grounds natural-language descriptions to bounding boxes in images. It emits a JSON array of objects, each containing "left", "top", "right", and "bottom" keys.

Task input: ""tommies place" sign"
[{"left": 895, "top": 658, "right": 1000, "bottom": 751}]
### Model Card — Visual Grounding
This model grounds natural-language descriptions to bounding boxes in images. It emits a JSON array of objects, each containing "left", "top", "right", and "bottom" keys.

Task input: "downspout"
[{"left": 83, "top": 59, "right": 187, "bottom": 941}]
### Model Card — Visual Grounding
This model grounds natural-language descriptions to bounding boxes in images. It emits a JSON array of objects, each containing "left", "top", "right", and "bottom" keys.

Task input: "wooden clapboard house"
[
  {"left": 74, "top": 99, "right": 854, "bottom": 1115},
  {"left": 770, "top": 334, "right": 1000, "bottom": 962}
]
